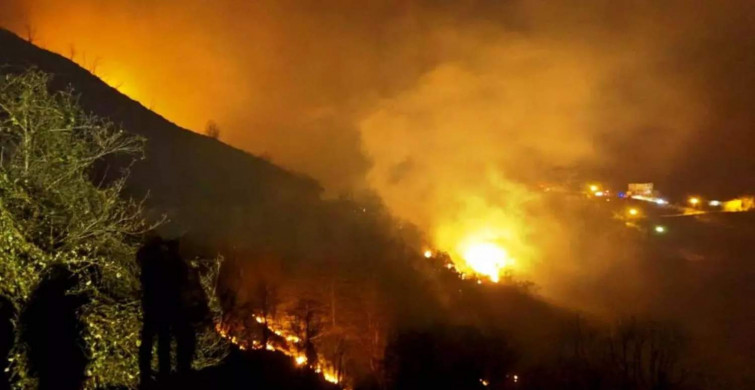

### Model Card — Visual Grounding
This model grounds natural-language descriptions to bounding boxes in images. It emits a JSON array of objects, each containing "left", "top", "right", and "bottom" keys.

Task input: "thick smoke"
[{"left": 2, "top": 0, "right": 755, "bottom": 305}]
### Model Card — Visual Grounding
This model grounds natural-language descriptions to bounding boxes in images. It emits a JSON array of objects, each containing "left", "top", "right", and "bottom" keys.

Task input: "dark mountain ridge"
[{"left": 0, "top": 28, "right": 322, "bottom": 254}]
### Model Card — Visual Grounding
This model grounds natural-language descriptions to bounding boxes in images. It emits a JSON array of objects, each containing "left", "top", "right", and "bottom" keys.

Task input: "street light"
[
  {"left": 654, "top": 225, "right": 666, "bottom": 233},
  {"left": 628, "top": 208, "right": 639, "bottom": 216},
  {"left": 688, "top": 197, "right": 700, "bottom": 206}
]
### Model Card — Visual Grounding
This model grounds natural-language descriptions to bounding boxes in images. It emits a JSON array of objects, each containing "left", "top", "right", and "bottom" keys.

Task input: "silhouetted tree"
[
  {"left": 290, "top": 299, "right": 324, "bottom": 368},
  {"left": 204, "top": 121, "right": 221, "bottom": 140},
  {"left": 542, "top": 315, "right": 689, "bottom": 390},
  {"left": 23, "top": 24, "right": 35, "bottom": 44},
  {"left": 253, "top": 279, "right": 279, "bottom": 347},
  {"left": 67, "top": 44, "right": 76, "bottom": 61},
  {"left": 605, "top": 318, "right": 686, "bottom": 390},
  {"left": 385, "top": 325, "right": 516, "bottom": 390}
]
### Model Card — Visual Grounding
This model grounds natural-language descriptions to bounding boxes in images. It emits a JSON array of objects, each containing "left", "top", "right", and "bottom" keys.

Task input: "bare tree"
[
  {"left": 204, "top": 121, "right": 221, "bottom": 140},
  {"left": 24, "top": 23, "right": 36, "bottom": 44},
  {"left": 88, "top": 57, "right": 100, "bottom": 75},
  {"left": 76, "top": 52, "right": 101, "bottom": 76},
  {"left": 253, "top": 279, "right": 279, "bottom": 346},
  {"left": 289, "top": 298, "right": 323, "bottom": 367},
  {"left": 606, "top": 318, "right": 686, "bottom": 390},
  {"left": 67, "top": 44, "right": 77, "bottom": 61}
]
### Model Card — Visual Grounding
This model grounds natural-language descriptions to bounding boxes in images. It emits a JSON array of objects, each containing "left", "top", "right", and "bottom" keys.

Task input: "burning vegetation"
[
  {"left": 215, "top": 314, "right": 342, "bottom": 385},
  {"left": 1, "top": 0, "right": 755, "bottom": 388}
]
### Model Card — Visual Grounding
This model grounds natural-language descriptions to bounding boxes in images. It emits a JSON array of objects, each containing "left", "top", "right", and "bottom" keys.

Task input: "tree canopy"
[{"left": 0, "top": 70, "right": 225, "bottom": 389}]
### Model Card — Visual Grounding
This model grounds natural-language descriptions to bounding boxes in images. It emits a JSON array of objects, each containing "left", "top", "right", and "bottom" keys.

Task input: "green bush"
[{"left": 0, "top": 70, "right": 226, "bottom": 389}]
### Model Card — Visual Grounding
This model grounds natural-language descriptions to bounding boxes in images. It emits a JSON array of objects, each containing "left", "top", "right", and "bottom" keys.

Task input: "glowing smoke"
[{"left": 3, "top": 0, "right": 755, "bottom": 303}]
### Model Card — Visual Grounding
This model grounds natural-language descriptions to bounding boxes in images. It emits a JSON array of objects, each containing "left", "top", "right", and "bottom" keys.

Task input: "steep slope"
[{"left": 0, "top": 28, "right": 322, "bottom": 254}]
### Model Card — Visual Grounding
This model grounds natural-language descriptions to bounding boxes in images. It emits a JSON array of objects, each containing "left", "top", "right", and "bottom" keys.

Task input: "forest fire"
[
  {"left": 460, "top": 241, "right": 514, "bottom": 283},
  {"left": 437, "top": 225, "right": 523, "bottom": 283},
  {"left": 215, "top": 316, "right": 343, "bottom": 386},
  {"left": 3, "top": 0, "right": 755, "bottom": 388},
  {"left": 424, "top": 235, "right": 516, "bottom": 283}
]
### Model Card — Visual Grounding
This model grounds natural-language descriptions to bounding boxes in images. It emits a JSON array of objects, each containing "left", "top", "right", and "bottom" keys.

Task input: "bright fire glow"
[
  {"left": 460, "top": 241, "right": 513, "bottom": 283},
  {"left": 216, "top": 316, "right": 344, "bottom": 387},
  {"left": 723, "top": 197, "right": 755, "bottom": 212},
  {"left": 423, "top": 250, "right": 433, "bottom": 258},
  {"left": 323, "top": 371, "right": 340, "bottom": 384},
  {"left": 431, "top": 188, "right": 532, "bottom": 284}
]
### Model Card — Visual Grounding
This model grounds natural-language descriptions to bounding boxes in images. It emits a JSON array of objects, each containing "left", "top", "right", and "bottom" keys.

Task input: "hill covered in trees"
[{"left": 0, "top": 28, "right": 717, "bottom": 390}]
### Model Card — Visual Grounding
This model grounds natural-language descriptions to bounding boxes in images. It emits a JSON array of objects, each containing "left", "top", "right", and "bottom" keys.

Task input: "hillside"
[
  {"left": 0, "top": 28, "right": 322, "bottom": 254},
  {"left": 6, "top": 28, "right": 742, "bottom": 390}
]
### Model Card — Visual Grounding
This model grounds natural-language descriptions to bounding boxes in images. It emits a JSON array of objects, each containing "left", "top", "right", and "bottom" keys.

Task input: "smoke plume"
[{"left": 2, "top": 0, "right": 755, "bottom": 305}]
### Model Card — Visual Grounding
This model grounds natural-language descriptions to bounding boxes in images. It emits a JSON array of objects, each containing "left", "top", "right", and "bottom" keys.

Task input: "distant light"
[
  {"left": 618, "top": 192, "right": 626, "bottom": 198},
  {"left": 513, "top": 374, "right": 519, "bottom": 383},
  {"left": 628, "top": 208, "right": 639, "bottom": 216},
  {"left": 688, "top": 197, "right": 700, "bottom": 206},
  {"left": 480, "top": 379, "right": 489, "bottom": 387},
  {"left": 594, "top": 191, "right": 604, "bottom": 197},
  {"left": 709, "top": 200, "right": 721, "bottom": 206},
  {"left": 423, "top": 250, "right": 433, "bottom": 258},
  {"left": 654, "top": 225, "right": 666, "bottom": 233},
  {"left": 589, "top": 185, "right": 599, "bottom": 192},
  {"left": 632, "top": 195, "right": 668, "bottom": 205}
]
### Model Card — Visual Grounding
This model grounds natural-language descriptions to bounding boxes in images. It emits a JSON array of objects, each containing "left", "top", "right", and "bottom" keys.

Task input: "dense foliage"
[{"left": 0, "top": 70, "right": 225, "bottom": 389}]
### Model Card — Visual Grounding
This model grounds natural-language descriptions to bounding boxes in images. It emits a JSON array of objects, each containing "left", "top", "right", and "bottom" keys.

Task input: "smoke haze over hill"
[
  {"left": 2, "top": 0, "right": 754, "bottom": 193},
  {"left": 3, "top": 2, "right": 755, "bottom": 386},
  {"left": 3, "top": 0, "right": 755, "bottom": 311}
]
